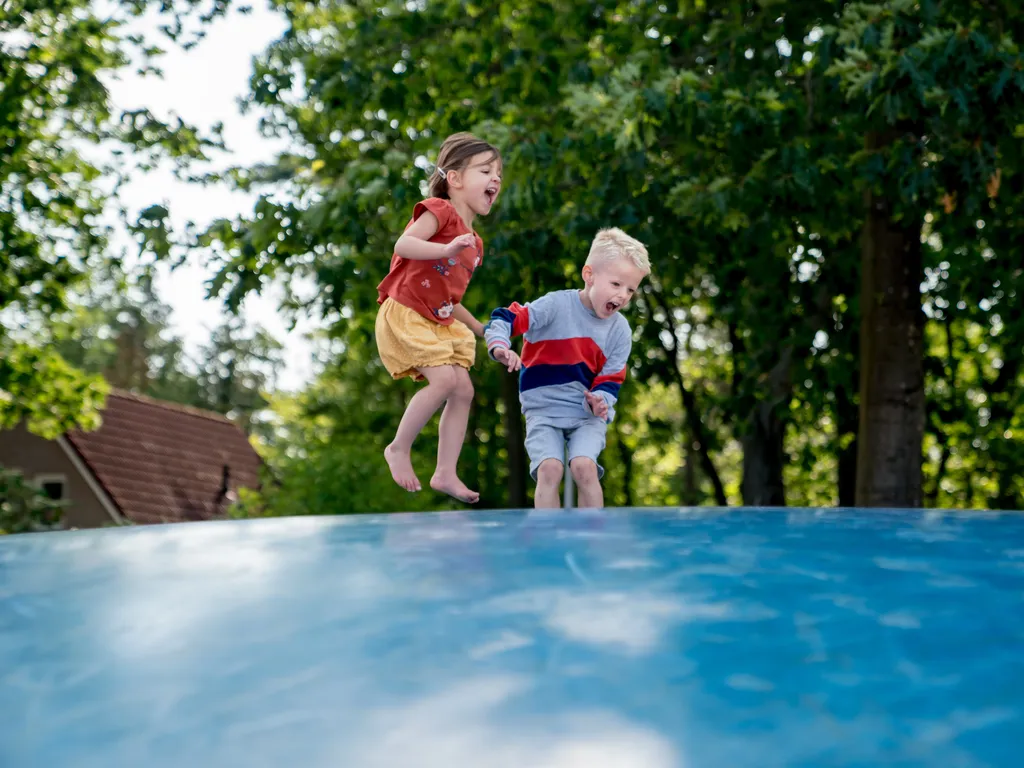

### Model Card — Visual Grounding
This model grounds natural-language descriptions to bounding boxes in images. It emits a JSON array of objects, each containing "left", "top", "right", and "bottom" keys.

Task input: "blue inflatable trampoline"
[{"left": 2, "top": 507, "right": 1022, "bottom": 766}]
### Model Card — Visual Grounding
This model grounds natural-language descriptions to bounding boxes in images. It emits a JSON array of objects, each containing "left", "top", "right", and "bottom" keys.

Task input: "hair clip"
[{"left": 436, "top": 166, "right": 447, "bottom": 178}]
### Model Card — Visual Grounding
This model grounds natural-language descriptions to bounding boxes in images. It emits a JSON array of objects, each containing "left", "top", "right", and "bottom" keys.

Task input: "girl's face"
[{"left": 449, "top": 152, "right": 502, "bottom": 216}]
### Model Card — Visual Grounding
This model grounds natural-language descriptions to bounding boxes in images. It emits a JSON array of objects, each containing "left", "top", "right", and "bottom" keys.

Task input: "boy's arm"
[
  {"left": 585, "top": 323, "right": 632, "bottom": 423},
  {"left": 452, "top": 303, "right": 484, "bottom": 337},
  {"left": 483, "top": 292, "right": 558, "bottom": 360},
  {"left": 484, "top": 302, "right": 525, "bottom": 358}
]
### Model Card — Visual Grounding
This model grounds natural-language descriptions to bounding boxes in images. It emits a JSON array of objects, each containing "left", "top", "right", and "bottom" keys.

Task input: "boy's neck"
[
  {"left": 577, "top": 288, "right": 596, "bottom": 314},
  {"left": 449, "top": 196, "right": 476, "bottom": 230}
]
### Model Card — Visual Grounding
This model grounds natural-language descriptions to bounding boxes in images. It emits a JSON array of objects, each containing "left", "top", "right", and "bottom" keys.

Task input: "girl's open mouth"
[{"left": 484, "top": 185, "right": 498, "bottom": 205}]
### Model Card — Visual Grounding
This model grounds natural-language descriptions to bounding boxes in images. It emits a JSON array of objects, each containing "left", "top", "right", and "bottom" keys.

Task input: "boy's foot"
[
  {"left": 430, "top": 473, "right": 480, "bottom": 504},
  {"left": 385, "top": 444, "right": 421, "bottom": 492}
]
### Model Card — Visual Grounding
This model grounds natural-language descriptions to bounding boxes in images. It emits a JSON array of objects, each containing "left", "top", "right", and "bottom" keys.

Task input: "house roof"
[{"left": 64, "top": 390, "right": 263, "bottom": 525}]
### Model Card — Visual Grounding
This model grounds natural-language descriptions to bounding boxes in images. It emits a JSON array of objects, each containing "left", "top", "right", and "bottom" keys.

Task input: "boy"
[{"left": 483, "top": 228, "right": 650, "bottom": 508}]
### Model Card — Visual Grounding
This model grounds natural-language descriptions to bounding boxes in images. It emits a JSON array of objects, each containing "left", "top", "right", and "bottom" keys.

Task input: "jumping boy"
[{"left": 483, "top": 228, "right": 650, "bottom": 508}]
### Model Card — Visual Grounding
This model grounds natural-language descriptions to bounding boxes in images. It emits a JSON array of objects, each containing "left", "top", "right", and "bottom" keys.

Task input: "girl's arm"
[
  {"left": 394, "top": 211, "right": 474, "bottom": 261},
  {"left": 452, "top": 304, "right": 484, "bottom": 337}
]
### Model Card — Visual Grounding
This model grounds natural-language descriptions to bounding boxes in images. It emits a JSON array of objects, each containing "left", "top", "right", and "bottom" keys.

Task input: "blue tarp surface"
[{"left": 2, "top": 507, "right": 1023, "bottom": 766}]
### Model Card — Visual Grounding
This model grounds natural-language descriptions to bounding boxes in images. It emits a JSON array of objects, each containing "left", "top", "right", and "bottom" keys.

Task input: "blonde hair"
[
  {"left": 585, "top": 227, "right": 651, "bottom": 274},
  {"left": 428, "top": 132, "right": 501, "bottom": 199}
]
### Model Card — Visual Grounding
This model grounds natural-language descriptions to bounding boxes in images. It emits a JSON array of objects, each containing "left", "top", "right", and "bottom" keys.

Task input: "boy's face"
[{"left": 581, "top": 258, "right": 647, "bottom": 319}]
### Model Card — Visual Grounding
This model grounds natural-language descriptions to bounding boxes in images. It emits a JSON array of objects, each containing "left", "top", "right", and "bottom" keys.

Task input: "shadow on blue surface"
[{"left": 2, "top": 507, "right": 1023, "bottom": 767}]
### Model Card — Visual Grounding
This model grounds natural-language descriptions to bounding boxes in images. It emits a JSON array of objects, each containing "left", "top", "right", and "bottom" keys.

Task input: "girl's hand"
[
  {"left": 443, "top": 233, "right": 476, "bottom": 257},
  {"left": 493, "top": 347, "right": 522, "bottom": 372}
]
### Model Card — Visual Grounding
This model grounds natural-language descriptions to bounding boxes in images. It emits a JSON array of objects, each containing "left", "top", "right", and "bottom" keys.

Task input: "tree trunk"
[
  {"left": 649, "top": 287, "right": 728, "bottom": 506},
  {"left": 925, "top": 316, "right": 958, "bottom": 506},
  {"left": 740, "top": 406, "right": 786, "bottom": 506},
  {"left": 987, "top": 328, "right": 1022, "bottom": 510},
  {"left": 740, "top": 347, "right": 790, "bottom": 507},
  {"left": 836, "top": 329, "right": 860, "bottom": 507},
  {"left": 614, "top": 419, "right": 634, "bottom": 507},
  {"left": 501, "top": 373, "right": 528, "bottom": 508},
  {"left": 855, "top": 166, "right": 925, "bottom": 507},
  {"left": 836, "top": 389, "right": 859, "bottom": 507},
  {"left": 681, "top": 384, "right": 728, "bottom": 507},
  {"left": 682, "top": 428, "right": 699, "bottom": 506}
]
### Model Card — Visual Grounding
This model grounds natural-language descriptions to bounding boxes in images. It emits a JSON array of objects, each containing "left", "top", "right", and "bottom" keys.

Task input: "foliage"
[
  {"left": 119, "top": 0, "right": 1024, "bottom": 512},
  {"left": 47, "top": 266, "right": 284, "bottom": 432},
  {"left": 0, "top": 0, "right": 234, "bottom": 436},
  {"left": 0, "top": 466, "right": 64, "bottom": 535}
]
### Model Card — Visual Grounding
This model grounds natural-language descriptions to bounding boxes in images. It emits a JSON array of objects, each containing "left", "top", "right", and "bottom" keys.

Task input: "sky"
[{"left": 103, "top": 1, "right": 318, "bottom": 391}]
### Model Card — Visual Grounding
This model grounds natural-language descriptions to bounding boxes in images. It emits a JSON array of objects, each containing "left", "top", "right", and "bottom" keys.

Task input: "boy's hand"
[
  {"left": 443, "top": 233, "right": 476, "bottom": 257},
  {"left": 493, "top": 347, "right": 522, "bottom": 372},
  {"left": 585, "top": 391, "right": 609, "bottom": 421}
]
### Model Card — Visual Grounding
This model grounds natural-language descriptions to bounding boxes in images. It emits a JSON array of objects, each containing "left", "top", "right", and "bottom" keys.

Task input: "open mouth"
[
  {"left": 484, "top": 185, "right": 498, "bottom": 205},
  {"left": 605, "top": 301, "right": 620, "bottom": 314}
]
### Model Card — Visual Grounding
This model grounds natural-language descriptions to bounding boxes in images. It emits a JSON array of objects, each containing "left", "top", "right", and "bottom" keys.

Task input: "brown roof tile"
[{"left": 65, "top": 390, "right": 263, "bottom": 525}]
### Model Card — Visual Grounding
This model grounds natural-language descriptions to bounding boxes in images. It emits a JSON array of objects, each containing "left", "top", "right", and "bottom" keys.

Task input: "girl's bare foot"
[
  {"left": 430, "top": 472, "right": 480, "bottom": 504},
  {"left": 385, "top": 444, "right": 421, "bottom": 492}
]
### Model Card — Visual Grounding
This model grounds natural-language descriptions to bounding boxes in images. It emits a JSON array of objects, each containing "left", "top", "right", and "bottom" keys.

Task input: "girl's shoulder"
[
  {"left": 413, "top": 196, "right": 456, "bottom": 216},
  {"left": 412, "top": 197, "right": 460, "bottom": 231}
]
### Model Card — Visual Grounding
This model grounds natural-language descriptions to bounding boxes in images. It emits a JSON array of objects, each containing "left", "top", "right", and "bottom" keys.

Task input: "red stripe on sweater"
[
  {"left": 592, "top": 367, "right": 627, "bottom": 388},
  {"left": 521, "top": 337, "right": 607, "bottom": 373}
]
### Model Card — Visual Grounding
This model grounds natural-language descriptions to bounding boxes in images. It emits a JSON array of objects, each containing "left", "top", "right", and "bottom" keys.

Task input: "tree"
[
  {"left": 192, "top": 319, "right": 284, "bottom": 433},
  {"left": 48, "top": 265, "right": 284, "bottom": 433},
  {"left": 828, "top": 1, "right": 1024, "bottom": 506},
  {"left": 187, "top": 1, "right": 845, "bottom": 510},
  {"left": 563, "top": 3, "right": 864, "bottom": 507},
  {"left": 194, "top": 0, "right": 1024, "bottom": 514},
  {"left": 194, "top": 0, "right": 659, "bottom": 509},
  {"left": 1, "top": 0, "right": 233, "bottom": 438},
  {"left": 568, "top": 0, "right": 1024, "bottom": 508}
]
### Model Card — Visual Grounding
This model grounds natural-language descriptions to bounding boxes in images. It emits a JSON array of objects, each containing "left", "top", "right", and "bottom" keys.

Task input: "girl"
[{"left": 375, "top": 132, "right": 502, "bottom": 504}]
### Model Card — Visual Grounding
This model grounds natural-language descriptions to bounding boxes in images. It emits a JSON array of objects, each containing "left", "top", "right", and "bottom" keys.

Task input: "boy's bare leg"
[
  {"left": 430, "top": 366, "right": 479, "bottom": 504},
  {"left": 385, "top": 366, "right": 457, "bottom": 493},
  {"left": 534, "top": 459, "right": 564, "bottom": 508},
  {"left": 570, "top": 457, "right": 604, "bottom": 508}
]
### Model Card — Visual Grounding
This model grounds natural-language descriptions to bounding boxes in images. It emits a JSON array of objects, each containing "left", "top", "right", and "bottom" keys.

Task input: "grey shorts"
[{"left": 525, "top": 416, "right": 607, "bottom": 481}]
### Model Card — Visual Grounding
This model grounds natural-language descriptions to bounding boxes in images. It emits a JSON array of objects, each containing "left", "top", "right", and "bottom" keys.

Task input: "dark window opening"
[{"left": 40, "top": 481, "right": 64, "bottom": 501}]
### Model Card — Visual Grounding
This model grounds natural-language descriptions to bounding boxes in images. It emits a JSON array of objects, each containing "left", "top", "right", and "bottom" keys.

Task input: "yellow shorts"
[{"left": 375, "top": 297, "right": 477, "bottom": 381}]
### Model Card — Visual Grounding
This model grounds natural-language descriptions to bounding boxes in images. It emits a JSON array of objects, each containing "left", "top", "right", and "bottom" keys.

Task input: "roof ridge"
[{"left": 106, "top": 388, "right": 237, "bottom": 426}]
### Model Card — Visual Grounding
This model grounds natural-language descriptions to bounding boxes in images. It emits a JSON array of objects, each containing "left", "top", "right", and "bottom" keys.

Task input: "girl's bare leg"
[
  {"left": 384, "top": 366, "right": 458, "bottom": 492},
  {"left": 429, "top": 366, "right": 479, "bottom": 503}
]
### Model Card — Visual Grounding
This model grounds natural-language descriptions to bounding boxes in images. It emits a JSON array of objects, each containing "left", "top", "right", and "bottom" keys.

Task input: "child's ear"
[{"left": 582, "top": 265, "right": 594, "bottom": 284}]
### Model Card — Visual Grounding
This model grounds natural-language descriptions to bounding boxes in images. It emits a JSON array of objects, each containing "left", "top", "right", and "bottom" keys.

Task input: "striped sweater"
[{"left": 484, "top": 289, "right": 632, "bottom": 425}]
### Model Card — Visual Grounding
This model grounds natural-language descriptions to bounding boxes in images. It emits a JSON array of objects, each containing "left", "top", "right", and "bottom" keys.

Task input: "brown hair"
[{"left": 428, "top": 132, "right": 501, "bottom": 199}]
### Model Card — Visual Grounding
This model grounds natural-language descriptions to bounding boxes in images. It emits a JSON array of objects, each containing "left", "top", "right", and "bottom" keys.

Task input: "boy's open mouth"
[{"left": 605, "top": 301, "right": 620, "bottom": 313}]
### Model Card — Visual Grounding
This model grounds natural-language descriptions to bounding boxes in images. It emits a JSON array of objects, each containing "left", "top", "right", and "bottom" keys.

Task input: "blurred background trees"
[{"left": 3, "top": 0, "right": 1022, "bottom": 521}]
